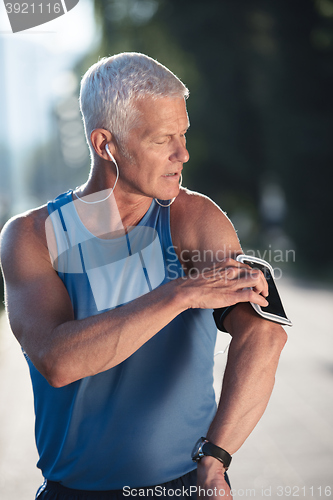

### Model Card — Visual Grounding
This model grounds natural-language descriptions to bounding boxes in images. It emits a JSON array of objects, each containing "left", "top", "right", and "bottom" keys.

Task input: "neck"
[{"left": 74, "top": 162, "right": 153, "bottom": 237}]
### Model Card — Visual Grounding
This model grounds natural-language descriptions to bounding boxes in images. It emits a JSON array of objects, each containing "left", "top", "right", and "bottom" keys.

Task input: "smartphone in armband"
[{"left": 236, "top": 254, "right": 292, "bottom": 327}]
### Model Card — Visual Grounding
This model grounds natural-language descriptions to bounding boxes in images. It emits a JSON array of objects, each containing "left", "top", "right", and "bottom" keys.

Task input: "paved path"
[
  {"left": 213, "top": 278, "right": 333, "bottom": 499},
  {"left": 0, "top": 277, "right": 332, "bottom": 499}
]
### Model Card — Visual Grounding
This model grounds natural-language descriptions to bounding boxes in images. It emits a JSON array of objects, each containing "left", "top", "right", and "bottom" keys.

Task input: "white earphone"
[{"left": 105, "top": 143, "right": 117, "bottom": 165}]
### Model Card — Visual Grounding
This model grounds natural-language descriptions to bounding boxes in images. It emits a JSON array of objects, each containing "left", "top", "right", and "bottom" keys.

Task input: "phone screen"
[{"left": 243, "top": 260, "right": 288, "bottom": 320}]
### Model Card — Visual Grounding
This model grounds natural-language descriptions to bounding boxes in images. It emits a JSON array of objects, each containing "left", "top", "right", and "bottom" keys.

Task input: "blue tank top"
[{"left": 26, "top": 190, "right": 217, "bottom": 489}]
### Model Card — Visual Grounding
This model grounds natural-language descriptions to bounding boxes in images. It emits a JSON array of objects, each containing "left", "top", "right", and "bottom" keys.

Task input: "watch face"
[{"left": 191, "top": 437, "right": 204, "bottom": 461}]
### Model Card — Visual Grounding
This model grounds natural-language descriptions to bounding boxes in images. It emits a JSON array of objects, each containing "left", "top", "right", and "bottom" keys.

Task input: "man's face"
[{"left": 116, "top": 96, "right": 190, "bottom": 201}]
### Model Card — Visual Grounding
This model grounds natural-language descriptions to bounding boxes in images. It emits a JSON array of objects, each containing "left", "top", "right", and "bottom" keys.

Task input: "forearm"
[
  {"left": 43, "top": 278, "right": 187, "bottom": 386},
  {"left": 196, "top": 305, "right": 287, "bottom": 497},
  {"left": 40, "top": 261, "right": 270, "bottom": 387},
  {"left": 206, "top": 304, "right": 287, "bottom": 455}
]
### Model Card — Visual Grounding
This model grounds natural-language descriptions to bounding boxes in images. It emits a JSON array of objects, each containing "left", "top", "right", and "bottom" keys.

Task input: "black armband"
[{"left": 213, "top": 305, "right": 237, "bottom": 333}]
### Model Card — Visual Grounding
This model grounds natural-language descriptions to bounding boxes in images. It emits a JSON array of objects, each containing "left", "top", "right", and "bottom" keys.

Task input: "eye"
[{"left": 154, "top": 136, "right": 169, "bottom": 145}]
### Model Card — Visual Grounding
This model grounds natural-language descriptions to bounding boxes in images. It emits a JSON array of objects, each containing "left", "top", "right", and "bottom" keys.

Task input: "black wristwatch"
[{"left": 191, "top": 437, "right": 232, "bottom": 470}]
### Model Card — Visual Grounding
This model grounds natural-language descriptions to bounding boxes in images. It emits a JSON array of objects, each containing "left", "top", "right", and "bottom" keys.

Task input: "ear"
[{"left": 90, "top": 129, "right": 116, "bottom": 161}]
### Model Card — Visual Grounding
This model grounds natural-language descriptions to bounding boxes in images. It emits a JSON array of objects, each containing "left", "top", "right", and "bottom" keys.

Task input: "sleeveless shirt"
[{"left": 25, "top": 190, "right": 218, "bottom": 489}]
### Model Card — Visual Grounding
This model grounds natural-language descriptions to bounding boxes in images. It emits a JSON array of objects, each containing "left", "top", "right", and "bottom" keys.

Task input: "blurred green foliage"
[{"left": 88, "top": 0, "right": 333, "bottom": 279}]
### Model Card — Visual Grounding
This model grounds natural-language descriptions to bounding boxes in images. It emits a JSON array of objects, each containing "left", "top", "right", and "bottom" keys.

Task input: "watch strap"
[
  {"left": 201, "top": 439, "right": 232, "bottom": 469},
  {"left": 192, "top": 437, "right": 232, "bottom": 469}
]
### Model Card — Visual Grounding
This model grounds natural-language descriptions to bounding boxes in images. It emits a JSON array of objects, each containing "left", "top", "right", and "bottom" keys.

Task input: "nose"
[
  {"left": 170, "top": 138, "right": 190, "bottom": 164},
  {"left": 180, "top": 144, "right": 190, "bottom": 164}
]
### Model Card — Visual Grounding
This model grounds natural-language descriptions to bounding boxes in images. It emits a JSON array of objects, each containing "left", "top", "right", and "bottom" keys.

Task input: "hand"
[
  {"left": 197, "top": 456, "right": 232, "bottom": 498},
  {"left": 180, "top": 258, "right": 269, "bottom": 311}
]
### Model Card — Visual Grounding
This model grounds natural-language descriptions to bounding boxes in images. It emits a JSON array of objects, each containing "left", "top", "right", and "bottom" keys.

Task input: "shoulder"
[
  {"left": 170, "top": 187, "right": 241, "bottom": 258},
  {"left": 0, "top": 204, "right": 50, "bottom": 273},
  {"left": 172, "top": 187, "right": 231, "bottom": 225},
  {"left": 1, "top": 204, "right": 49, "bottom": 246}
]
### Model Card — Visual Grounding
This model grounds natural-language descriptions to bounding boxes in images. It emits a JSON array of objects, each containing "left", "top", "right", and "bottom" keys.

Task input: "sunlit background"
[
  {"left": 1, "top": 0, "right": 333, "bottom": 281},
  {"left": 0, "top": 0, "right": 333, "bottom": 498}
]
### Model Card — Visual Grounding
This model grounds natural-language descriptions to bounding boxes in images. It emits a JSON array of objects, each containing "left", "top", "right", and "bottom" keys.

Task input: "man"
[{"left": 0, "top": 53, "right": 287, "bottom": 499}]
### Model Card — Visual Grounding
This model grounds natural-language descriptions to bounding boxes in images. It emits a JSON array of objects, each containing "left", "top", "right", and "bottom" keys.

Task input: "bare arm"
[
  {"left": 197, "top": 305, "right": 287, "bottom": 496},
  {"left": 0, "top": 205, "right": 268, "bottom": 388},
  {"left": 171, "top": 191, "right": 287, "bottom": 496},
  {"left": 207, "top": 305, "right": 287, "bottom": 455}
]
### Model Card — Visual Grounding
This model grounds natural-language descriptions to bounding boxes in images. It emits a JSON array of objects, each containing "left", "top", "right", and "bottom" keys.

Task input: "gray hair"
[{"left": 79, "top": 52, "right": 189, "bottom": 153}]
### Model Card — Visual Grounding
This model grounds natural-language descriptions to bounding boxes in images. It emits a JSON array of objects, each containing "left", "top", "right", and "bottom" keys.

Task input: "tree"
[{"left": 89, "top": 0, "right": 333, "bottom": 277}]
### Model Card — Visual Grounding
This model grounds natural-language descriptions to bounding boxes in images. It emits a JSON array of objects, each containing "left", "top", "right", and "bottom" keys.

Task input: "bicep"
[
  {"left": 1, "top": 219, "right": 74, "bottom": 365},
  {"left": 172, "top": 192, "right": 242, "bottom": 271}
]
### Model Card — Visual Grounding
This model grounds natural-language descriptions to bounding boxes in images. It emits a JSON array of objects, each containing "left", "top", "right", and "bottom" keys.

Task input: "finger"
[
  {"left": 224, "top": 258, "right": 253, "bottom": 271},
  {"left": 223, "top": 268, "right": 266, "bottom": 291},
  {"left": 234, "top": 268, "right": 268, "bottom": 297},
  {"left": 199, "top": 262, "right": 257, "bottom": 282},
  {"left": 219, "top": 257, "right": 253, "bottom": 273},
  {"left": 223, "top": 263, "right": 270, "bottom": 298},
  {"left": 249, "top": 269, "right": 269, "bottom": 297},
  {"left": 236, "top": 287, "right": 269, "bottom": 307}
]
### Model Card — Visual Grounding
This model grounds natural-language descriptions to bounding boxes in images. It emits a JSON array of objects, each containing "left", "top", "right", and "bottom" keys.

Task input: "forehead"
[{"left": 133, "top": 96, "right": 189, "bottom": 137}]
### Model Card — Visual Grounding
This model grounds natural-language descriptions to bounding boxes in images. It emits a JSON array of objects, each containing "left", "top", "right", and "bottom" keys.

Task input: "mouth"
[{"left": 162, "top": 172, "right": 181, "bottom": 178}]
